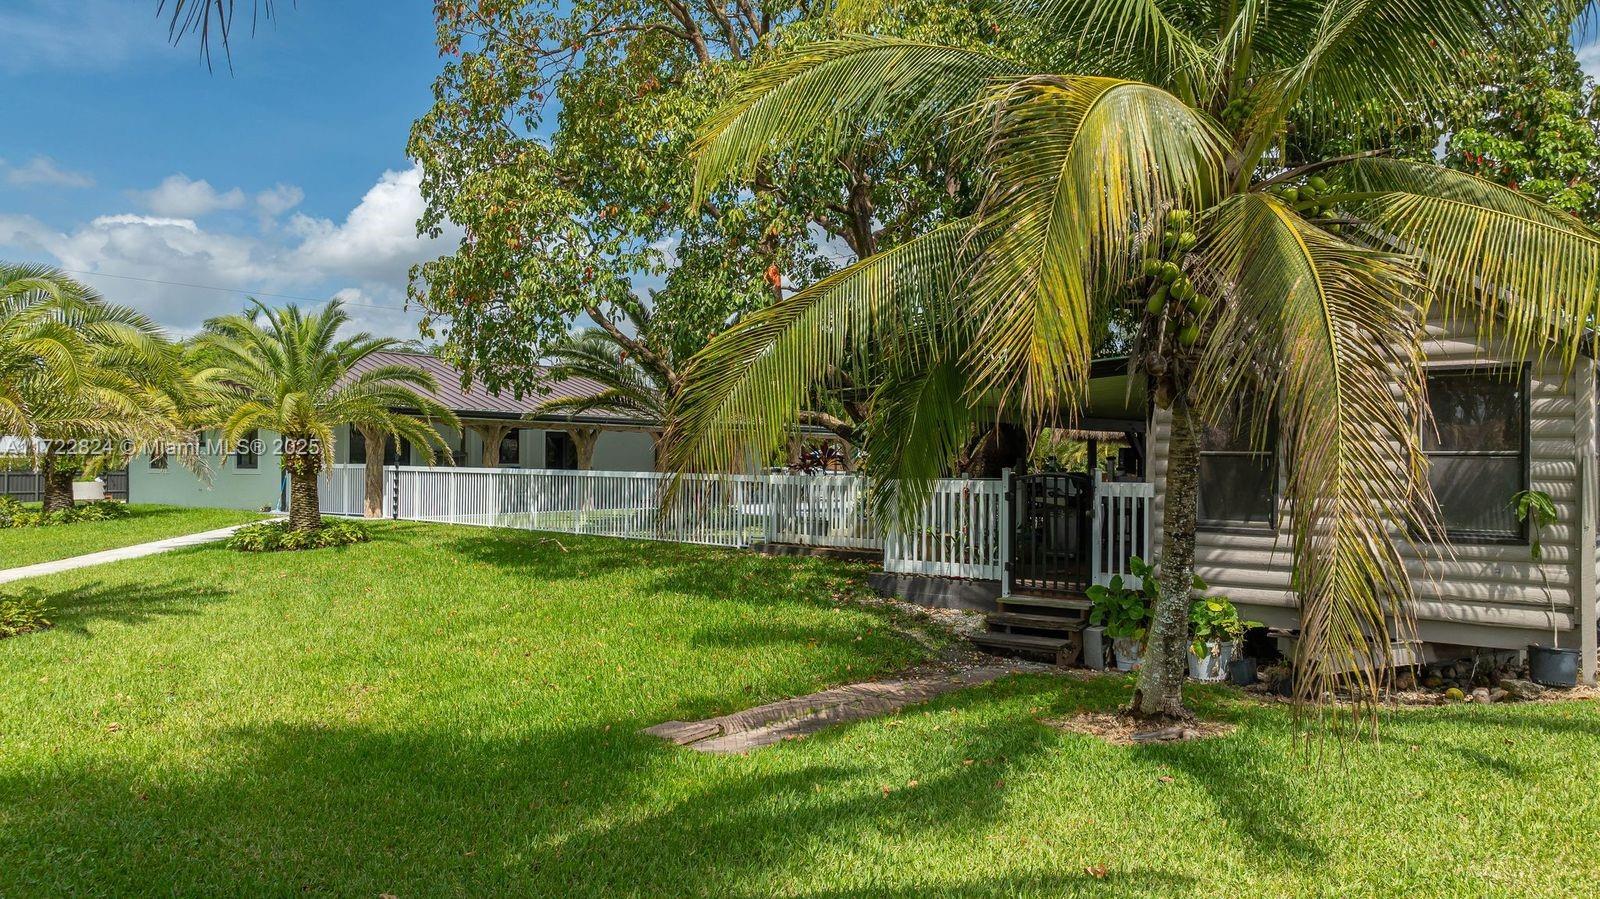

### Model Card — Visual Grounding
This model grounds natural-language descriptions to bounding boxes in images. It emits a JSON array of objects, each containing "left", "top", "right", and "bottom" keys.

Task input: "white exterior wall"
[
  {"left": 129, "top": 430, "right": 285, "bottom": 511},
  {"left": 1148, "top": 319, "right": 1599, "bottom": 677}
]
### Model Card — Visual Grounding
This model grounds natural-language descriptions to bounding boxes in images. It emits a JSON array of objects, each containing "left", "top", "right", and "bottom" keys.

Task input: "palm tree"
[
  {"left": 670, "top": 3, "right": 1600, "bottom": 721},
  {"left": 536, "top": 298, "right": 673, "bottom": 467},
  {"left": 1, "top": 264, "right": 187, "bottom": 511},
  {"left": 195, "top": 300, "right": 461, "bottom": 532}
]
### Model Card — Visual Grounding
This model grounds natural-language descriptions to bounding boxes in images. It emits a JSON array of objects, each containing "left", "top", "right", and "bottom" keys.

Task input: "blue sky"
[
  {"left": 0, "top": 1, "right": 455, "bottom": 338},
  {"left": 3, "top": 3, "right": 1600, "bottom": 342}
]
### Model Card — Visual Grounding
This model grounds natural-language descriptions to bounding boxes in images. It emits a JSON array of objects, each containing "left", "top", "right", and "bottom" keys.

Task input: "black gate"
[{"left": 1008, "top": 472, "right": 1093, "bottom": 594}]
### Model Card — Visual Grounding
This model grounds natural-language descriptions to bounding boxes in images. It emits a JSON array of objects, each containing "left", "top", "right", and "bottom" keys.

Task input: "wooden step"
[
  {"left": 998, "top": 593, "right": 1092, "bottom": 612},
  {"left": 967, "top": 630, "right": 1083, "bottom": 666},
  {"left": 986, "top": 611, "right": 1088, "bottom": 633}
]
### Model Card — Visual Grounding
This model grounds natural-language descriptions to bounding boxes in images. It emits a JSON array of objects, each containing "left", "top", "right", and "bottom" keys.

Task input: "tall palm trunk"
[
  {"left": 1133, "top": 400, "right": 1199, "bottom": 720},
  {"left": 39, "top": 445, "right": 75, "bottom": 514},
  {"left": 283, "top": 440, "right": 323, "bottom": 532},
  {"left": 358, "top": 424, "right": 386, "bottom": 518}
]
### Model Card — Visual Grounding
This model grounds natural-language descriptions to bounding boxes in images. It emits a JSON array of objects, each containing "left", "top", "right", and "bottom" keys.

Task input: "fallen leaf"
[
  {"left": 1157, "top": 775, "right": 1173, "bottom": 783},
  {"left": 1084, "top": 865, "right": 1108, "bottom": 879},
  {"left": 105, "top": 723, "right": 122, "bottom": 733},
  {"left": 905, "top": 779, "right": 919, "bottom": 788},
  {"left": 880, "top": 785, "right": 891, "bottom": 797}
]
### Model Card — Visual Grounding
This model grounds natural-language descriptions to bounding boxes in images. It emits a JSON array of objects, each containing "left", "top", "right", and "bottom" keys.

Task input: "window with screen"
[
  {"left": 498, "top": 429, "right": 521, "bottom": 466},
  {"left": 1423, "top": 366, "right": 1527, "bottom": 541},
  {"left": 1197, "top": 398, "right": 1275, "bottom": 530}
]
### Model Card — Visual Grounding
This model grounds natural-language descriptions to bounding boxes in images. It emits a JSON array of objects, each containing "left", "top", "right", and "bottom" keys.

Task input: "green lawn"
[
  {"left": 2, "top": 522, "right": 1597, "bottom": 896},
  {"left": 0, "top": 504, "right": 264, "bottom": 569}
]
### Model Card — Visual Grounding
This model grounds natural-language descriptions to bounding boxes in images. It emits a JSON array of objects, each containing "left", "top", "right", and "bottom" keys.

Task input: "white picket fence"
[{"left": 316, "top": 464, "right": 1151, "bottom": 585}]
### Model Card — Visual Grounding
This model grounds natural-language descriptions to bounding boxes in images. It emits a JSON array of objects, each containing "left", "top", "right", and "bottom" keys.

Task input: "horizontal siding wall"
[{"left": 1149, "top": 318, "right": 1593, "bottom": 645}]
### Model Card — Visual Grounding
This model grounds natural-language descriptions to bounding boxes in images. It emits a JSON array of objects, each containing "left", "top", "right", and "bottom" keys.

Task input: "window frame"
[
  {"left": 1419, "top": 362, "right": 1530, "bottom": 546},
  {"left": 1195, "top": 405, "right": 1279, "bottom": 534},
  {"left": 231, "top": 429, "right": 260, "bottom": 471}
]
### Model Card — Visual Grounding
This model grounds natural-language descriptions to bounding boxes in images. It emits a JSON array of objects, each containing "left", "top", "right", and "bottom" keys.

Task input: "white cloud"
[
  {"left": 4, "top": 155, "right": 94, "bottom": 189},
  {"left": 1579, "top": 40, "right": 1600, "bottom": 82},
  {"left": 288, "top": 165, "right": 462, "bottom": 282},
  {"left": 256, "top": 184, "right": 305, "bottom": 217},
  {"left": 135, "top": 174, "right": 248, "bottom": 218},
  {"left": 0, "top": 165, "right": 459, "bottom": 341}
]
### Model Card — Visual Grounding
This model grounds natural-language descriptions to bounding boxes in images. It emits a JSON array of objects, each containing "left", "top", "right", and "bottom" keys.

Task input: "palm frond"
[
  {"left": 1330, "top": 158, "right": 1600, "bottom": 371},
  {"left": 693, "top": 37, "right": 1023, "bottom": 200},
  {"left": 963, "top": 75, "right": 1225, "bottom": 419},
  {"left": 1198, "top": 191, "right": 1431, "bottom": 717},
  {"left": 669, "top": 218, "right": 977, "bottom": 476}
]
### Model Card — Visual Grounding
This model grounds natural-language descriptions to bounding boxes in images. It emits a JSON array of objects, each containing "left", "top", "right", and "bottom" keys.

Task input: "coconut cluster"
[
  {"left": 1271, "top": 175, "right": 1333, "bottom": 218},
  {"left": 1140, "top": 208, "right": 1212, "bottom": 348}
]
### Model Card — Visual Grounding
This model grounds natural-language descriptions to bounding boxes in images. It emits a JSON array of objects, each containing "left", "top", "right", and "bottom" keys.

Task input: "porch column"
[
  {"left": 470, "top": 423, "right": 512, "bottom": 469},
  {"left": 565, "top": 427, "right": 601, "bottom": 470},
  {"left": 1575, "top": 362, "right": 1597, "bottom": 685}
]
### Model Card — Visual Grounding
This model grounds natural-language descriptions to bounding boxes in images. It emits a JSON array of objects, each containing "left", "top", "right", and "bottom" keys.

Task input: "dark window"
[
  {"left": 545, "top": 431, "right": 579, "bottom": 470},
  {"left": 233, "top": 430, "right": 259, "bottom": 470},
  {"left": 351, "top": 429, "right": 409, "bottom": 466},
  {"left": 498, "top": 429, "right": 521, "bottom": 466},
  {"left": 384, "top": 437, "right": 410, "bottom": 467},
  {"left": 1423, "top": 366, "right": 1527, "bottom": 541},
  {"left": 1197, "top": 398, "right": 1275, "bottom": 529},
  {"left": 149, "top": 447, "right": 168, "bottom": 470}
]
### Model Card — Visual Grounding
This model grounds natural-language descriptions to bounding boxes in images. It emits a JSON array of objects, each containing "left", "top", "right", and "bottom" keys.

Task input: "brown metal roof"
[{"left": 343, "top": 350, "right": 638, "bottom": 425}]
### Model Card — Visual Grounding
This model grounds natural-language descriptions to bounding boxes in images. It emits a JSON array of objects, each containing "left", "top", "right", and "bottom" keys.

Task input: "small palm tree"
[
  {"left": 196, "top": 300, "right": 461, "bottom": 532},
  {"left": 1, "top": 264, "right": 187, "bottom": 511},
  {"left": 672, "top": 3, "right": 1599, "bottom": 721},
  {"left": 536, "top": 298, "right": 673, "bottom": 466}
]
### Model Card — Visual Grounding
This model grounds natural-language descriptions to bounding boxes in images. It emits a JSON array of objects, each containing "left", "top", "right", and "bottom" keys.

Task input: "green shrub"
[
  {"left": 0, "top": 497, "right": 129, "bottom": 529},
  {"left": 0, "top": 592, "right": 51, "bottom": 639},
  {"left": 228, "top": 519, "right": 371, "bottom": 552}
]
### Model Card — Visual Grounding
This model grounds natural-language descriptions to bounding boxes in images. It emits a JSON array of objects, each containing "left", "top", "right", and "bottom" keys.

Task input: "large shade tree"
[
  {"left": 1, "top": 264, "right": 188, "bottom": 512},
  {"left": 195, "top": 300, "right": 461, "bottom": 532},
  {"left": 671, "top": 1, "right": 1600, "bottom": 722}
]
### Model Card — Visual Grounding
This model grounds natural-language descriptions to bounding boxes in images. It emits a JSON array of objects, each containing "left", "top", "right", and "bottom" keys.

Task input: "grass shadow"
[{"left": 14, "top": 577, "right": 225, "bottom": 636}]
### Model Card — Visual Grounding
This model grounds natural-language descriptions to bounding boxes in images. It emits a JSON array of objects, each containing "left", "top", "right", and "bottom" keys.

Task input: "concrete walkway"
[{"left": 0, "top": 522, "right": 260, "bottom": 585}]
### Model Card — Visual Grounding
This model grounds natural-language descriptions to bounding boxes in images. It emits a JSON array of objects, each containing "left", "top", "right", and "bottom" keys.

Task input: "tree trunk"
[
  {"left": 40, "top": 448, "right": 75, "bottom": 513},
  {"left": 358, "top": 424, "right": 386, "bottom": 519},
  {"left": 1132, "top": 400, "right": 1200, "bottom": 721},
  {"left": 283, "top": 440, "right": 323, "bottom": 532}
]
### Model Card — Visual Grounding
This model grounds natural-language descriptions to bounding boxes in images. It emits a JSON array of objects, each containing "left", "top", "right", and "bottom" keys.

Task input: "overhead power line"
[{"left": 57, "top": 268, "right": 415, "bottom": 313}]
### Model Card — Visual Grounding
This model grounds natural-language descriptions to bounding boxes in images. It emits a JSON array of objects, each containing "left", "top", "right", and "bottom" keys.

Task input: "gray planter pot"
[
  {"left": 1187, "top": 641, "right": 1234, "bottom": 682},
  {"left": 1112, "top": 638, "right": 1144, "bottom": 672}
]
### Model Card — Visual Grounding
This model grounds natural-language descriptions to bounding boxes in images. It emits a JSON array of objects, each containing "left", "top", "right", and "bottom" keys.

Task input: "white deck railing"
[
  {"left": 316, "top": 464, "right": 1152, "bottom": 586},
  {"left": 1091, "top": 474, "right": 1156, "bottom": 586},
  {"left": 883, "top": 479, "right": 1007, "bottom": 580}
]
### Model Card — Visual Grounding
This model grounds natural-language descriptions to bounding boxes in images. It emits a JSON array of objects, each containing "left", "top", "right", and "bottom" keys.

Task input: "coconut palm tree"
[
  {"left": 2, "top": 264, "right": 187, "bottom": 511},
  {"left": 670, "top": 2, "right": 1600, "bottom": 721},
  {"left": 195, "top": 300, "right": 461, "bottom": 532}
]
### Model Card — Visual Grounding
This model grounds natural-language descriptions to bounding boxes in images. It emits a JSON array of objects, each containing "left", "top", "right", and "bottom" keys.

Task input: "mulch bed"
[{"left": 1043, "top": 712, "right": 1236, "bottom": 746}]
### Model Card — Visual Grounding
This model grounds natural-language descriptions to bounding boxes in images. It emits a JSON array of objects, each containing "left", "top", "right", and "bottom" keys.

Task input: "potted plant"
[
  {"left": 1511, "top": 489, "right": 1578, "bottom": 687},
  {"left": 1186, "top": 580, "right": 1261, "bottom": 682},
  {"left": 1087, "top": 556, "right": 1155, "bottom": 671}
]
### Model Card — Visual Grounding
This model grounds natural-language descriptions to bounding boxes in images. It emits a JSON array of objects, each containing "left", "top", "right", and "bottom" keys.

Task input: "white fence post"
[{"left": 999, "top": 468, "right": 1012, "bottom": 596}]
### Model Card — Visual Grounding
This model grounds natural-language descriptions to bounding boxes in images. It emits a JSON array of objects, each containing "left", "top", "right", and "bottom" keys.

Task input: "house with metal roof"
[{"left": 126, "top": 350, "right": 659, "bottom": 511}]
